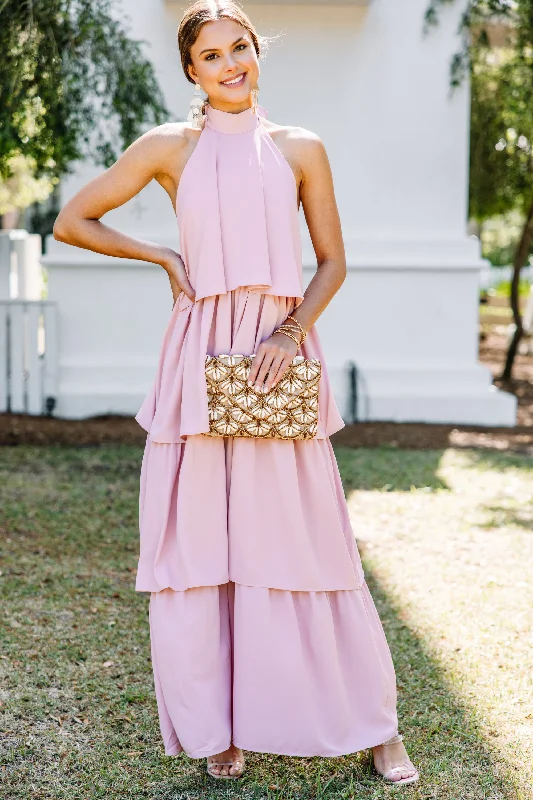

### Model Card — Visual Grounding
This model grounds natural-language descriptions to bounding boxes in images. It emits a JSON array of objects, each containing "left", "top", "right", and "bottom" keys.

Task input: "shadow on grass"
[
  {"left": 334, "top": 446, "right": 450, "bottom": 492},
  {"left": 0, "top": 445, "right": 523, "bottom": 799},
  {"left": 459, "top": 449, "right": 533, "bottom": 535},
  {"left": 462, "top": 448, "right": 533, "bottom": 474},
  {"left": 104, "top": 562, "right": 521, "bottom": 800},
  {"left": 187, "top": 557, "right": 520, "bottom": 800},
  {"left": 478, "top": 505, "right": 533, "bottom": 533}
]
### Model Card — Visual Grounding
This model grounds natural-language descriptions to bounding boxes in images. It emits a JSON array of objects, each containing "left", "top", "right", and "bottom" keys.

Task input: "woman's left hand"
[{"left": 247, "top": 332, "right": 299, "bottom": 391}]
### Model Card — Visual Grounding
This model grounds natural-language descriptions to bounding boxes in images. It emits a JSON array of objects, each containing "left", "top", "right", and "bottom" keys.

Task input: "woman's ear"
[{"left": 188, "top": 64, "right": 198, "bottom": 85}]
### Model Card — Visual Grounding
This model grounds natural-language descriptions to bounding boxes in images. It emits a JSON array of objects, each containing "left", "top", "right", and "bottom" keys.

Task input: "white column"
[
  {"left": 251, "top": 0, "right": 514, "bottom": 424},
  {"left": 0, "top": 233, "right": 11, "bottom": 300},
  {"left": 0, "top": 230, "right": 44, "bottom": 300},
  {"left": 13, "top": 232, "right": 43, "bottom": 300}
]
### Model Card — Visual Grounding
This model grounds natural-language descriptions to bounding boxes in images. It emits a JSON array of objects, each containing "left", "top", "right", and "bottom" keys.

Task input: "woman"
[{"left": 53, "top": 0, "right": 419, "bottom": 786}]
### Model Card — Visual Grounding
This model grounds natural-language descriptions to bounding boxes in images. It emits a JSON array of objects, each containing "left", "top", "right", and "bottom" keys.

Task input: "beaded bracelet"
[
  {"left": 277, "top": 325, "right": 304, "bottom": 345},
  {"left": 277, "top": 323, "right": 304, "bottom": 341},
  {"left": 284, "top": 314, "right": 307, "bottom": 343},
  {"left": 275, "top": 327, "right": 301, "bottom": 347}
]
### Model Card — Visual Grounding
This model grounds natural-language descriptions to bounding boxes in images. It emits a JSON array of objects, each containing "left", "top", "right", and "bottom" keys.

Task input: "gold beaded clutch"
[{"left": 204, "top": 353, "right": 321, "bottom": 440}]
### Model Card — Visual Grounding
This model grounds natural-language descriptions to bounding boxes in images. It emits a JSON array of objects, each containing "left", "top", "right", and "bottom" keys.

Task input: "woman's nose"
[{"left": 224, "top": 53, "right": 237, "bottom": 70}]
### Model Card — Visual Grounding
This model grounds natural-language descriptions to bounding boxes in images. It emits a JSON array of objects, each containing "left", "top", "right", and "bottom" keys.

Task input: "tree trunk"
[{"left": 501, "top": 197, "right": 533, "bottom": 381}]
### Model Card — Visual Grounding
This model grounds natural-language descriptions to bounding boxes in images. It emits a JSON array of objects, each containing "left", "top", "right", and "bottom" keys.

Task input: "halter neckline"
[
  {"left": 175, "top": 98, "right": 301, "bottom": 307},
  {"left": 204, "top": 104, "right": 263, "bottom": 135}
]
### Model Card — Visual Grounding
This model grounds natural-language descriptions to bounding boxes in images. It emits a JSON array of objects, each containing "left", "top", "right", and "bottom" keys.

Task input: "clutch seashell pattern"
[{"left": 204, "top": 354, "right": 321, "bottom": 439}]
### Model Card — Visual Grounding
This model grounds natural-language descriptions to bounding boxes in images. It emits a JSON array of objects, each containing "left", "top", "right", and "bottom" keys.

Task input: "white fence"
[
  {"left": 0, "top": 300, "right": 58, "bottom": 415},
  {"left": 0, "top": 229, "right": 43, "bottom": 300},
  {"left": 0, "top": 230, "right": 58, "bottom": 415},
  {"left": 479, "top": 264, "right": 533, "bottom": 290}
]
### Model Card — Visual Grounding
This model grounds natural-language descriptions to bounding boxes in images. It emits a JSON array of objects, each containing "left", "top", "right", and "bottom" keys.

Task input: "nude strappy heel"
[
  {"left": 373, "top": 734, "right": 420, "bottom": 786},
  {"left": 206, "top": 752, "right": 245, "bottom": 780}
]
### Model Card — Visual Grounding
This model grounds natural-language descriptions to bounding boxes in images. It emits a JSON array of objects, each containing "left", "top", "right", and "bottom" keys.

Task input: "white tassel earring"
[
  {"left": 252, "top": 83, "right": 259, "bottom": 114},
  {"left": 187, "top": 83, "right": 206, "bottom": 129}
]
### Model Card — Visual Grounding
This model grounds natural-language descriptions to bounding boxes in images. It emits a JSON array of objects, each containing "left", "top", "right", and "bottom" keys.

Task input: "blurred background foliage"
[{"left": 0, "top": 0, "right": 168, "bottom": 220}]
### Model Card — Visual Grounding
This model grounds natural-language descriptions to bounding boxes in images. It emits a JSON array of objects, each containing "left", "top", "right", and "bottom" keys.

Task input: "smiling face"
[{"left": 187, "top": 19, "right": 260, "bottom": 113}]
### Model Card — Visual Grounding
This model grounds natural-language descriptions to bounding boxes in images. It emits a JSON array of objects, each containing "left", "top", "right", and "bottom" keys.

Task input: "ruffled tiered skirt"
[{"left": 135, "top": 287, "right": 399, "bottom": 758}]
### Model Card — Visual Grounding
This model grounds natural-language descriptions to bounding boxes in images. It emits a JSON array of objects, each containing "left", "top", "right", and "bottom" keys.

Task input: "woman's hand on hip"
[
  {"left": 161, "top": 250, "right": 196, "bottom": 303},
  {"left": 247, "top": 332, "right": 299, "bottom": 391}
]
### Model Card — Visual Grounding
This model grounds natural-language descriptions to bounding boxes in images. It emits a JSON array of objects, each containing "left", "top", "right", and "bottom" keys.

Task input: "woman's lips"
[{"left": 220, "top": 73, "right": 246, "bottom": 88}]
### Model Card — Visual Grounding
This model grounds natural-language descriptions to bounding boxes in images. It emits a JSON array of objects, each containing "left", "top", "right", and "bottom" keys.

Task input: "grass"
[
  {"left": 1, "top": 444, "right": 532, "bottom": 799},
  {"left": 488, "top": 280, "right": 531, "bottom": 298}
]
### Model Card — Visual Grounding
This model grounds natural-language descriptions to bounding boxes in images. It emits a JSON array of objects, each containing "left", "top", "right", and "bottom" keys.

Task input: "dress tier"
[{"left": 135, "top": 105, "right": 399, "bottom": 758}]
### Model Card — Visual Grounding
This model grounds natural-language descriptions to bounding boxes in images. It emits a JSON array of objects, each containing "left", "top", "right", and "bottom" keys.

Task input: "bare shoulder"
[
  {"left": 120, "top": 121, "right": 201, "bottom": 172},
  {"left": 138, "top": 121, "right": 199, "bottom": 144},
  {"left": 263, "top": 121, "right": 329, "bottom": 170}
]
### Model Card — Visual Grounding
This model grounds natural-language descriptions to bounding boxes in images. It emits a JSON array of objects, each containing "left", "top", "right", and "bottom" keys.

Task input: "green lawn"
[{"left": 1, "top": 444, "right": 532, "bottom": 799}]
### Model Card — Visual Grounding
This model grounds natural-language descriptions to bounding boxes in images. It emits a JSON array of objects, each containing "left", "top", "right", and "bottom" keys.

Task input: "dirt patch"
[
  {"left": 1, "top": 331, "right": 532, "bottom": 451},
  {"left": 331, "top": 421, "right": 533, "bottom": 453},
  {"left": 0, "top": 412, "right": 148, "bottom": 447}
]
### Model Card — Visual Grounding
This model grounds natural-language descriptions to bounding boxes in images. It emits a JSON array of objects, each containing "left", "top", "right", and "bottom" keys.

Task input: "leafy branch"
[{"left": 0, "top": 0, "right": 169, "bottom": 188}]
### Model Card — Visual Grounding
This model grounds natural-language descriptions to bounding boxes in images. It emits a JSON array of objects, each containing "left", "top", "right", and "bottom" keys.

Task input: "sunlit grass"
[
  {"left": 0, "top": 445, "right": 531, "bottom": 799},
  {"left": 338, "top": 446, "right": 533, "bottom": 800}
]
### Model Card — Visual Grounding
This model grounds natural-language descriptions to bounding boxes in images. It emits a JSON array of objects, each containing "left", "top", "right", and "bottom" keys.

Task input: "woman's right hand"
[{"left": 162, "top": 250, "right": 196, "bottom": 304}]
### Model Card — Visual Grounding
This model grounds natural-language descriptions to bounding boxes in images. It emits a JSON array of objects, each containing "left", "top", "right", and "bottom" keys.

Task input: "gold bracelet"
[
  {"left": 276, "top": 324, "right": 301, "bottom": 339},
  {"left": 282, "top": 323, "right": 306, "bottom": 344},
  {"left": 276, "top": 324, "right": 304, "bottom": 344},
  {"left": 275, "top": 328, "right": 301, "bottom": 346},
  {"left": 279, "top": 323, "right": 303, "bottom": 335},
  {"left": 285, "top": 315, "right": 307, "bottom": 342}
]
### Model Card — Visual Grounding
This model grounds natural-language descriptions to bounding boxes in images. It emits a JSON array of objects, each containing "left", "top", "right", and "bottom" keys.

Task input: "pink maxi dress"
[{"left": 134, "top": 104, "right": 399, "bottom": 759}]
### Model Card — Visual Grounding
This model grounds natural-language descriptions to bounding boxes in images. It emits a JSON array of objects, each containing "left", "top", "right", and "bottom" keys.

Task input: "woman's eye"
[{"left": 204, "top": 43, "right": 246, "bottom": 60}]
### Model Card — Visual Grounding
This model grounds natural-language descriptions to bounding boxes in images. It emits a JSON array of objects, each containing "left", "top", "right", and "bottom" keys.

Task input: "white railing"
[
  {"left": 0, "top": 229, "right": 43, "bottom": 301},
  {"left": 479, "top": 264, "right": 533, "bottom": 290},
  {"left": 0, "top": 300, "right": 58, "bottom": 415}
]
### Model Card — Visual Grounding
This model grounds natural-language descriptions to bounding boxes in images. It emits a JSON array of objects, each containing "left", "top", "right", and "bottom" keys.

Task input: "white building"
[{"left": 41, "top": 0, "right": 517, "bottom": 426}]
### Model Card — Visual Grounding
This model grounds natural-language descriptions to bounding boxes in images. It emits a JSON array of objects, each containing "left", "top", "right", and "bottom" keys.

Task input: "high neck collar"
[{"left": 205, "top": 104, "right": 261, "bottom": 134}]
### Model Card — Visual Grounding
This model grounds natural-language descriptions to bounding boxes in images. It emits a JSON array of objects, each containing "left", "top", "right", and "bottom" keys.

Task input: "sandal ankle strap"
[{"left": 381, "top": 733, "right": 404, "bottom": 746}]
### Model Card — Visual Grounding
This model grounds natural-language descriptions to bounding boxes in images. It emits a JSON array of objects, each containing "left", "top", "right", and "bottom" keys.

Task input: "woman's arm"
[
  {"left": 295, "top": 132, "right": 347, "bottom": 329},
  {"left": 247, "top": 130, "right": 346, "bottom": 390},
  {"left": 53, "top": 124, "right": 196, "bottom": 301}
]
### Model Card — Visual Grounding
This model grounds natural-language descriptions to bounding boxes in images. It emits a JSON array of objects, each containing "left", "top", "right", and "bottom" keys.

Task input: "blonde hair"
[{"left": 178, "top": 0, "right": 263, "bottom": 84}]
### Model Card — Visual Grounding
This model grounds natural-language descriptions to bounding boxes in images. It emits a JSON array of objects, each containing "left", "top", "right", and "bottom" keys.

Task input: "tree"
[
  {"left": 0, "top": 155, "right": 55, "bottom": 216},
  {"left": 0, "top": 0, "right": 168, "bottom": 197},
  {"left": 425, "top": 0, "right": 533, "bottom": 381}
]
